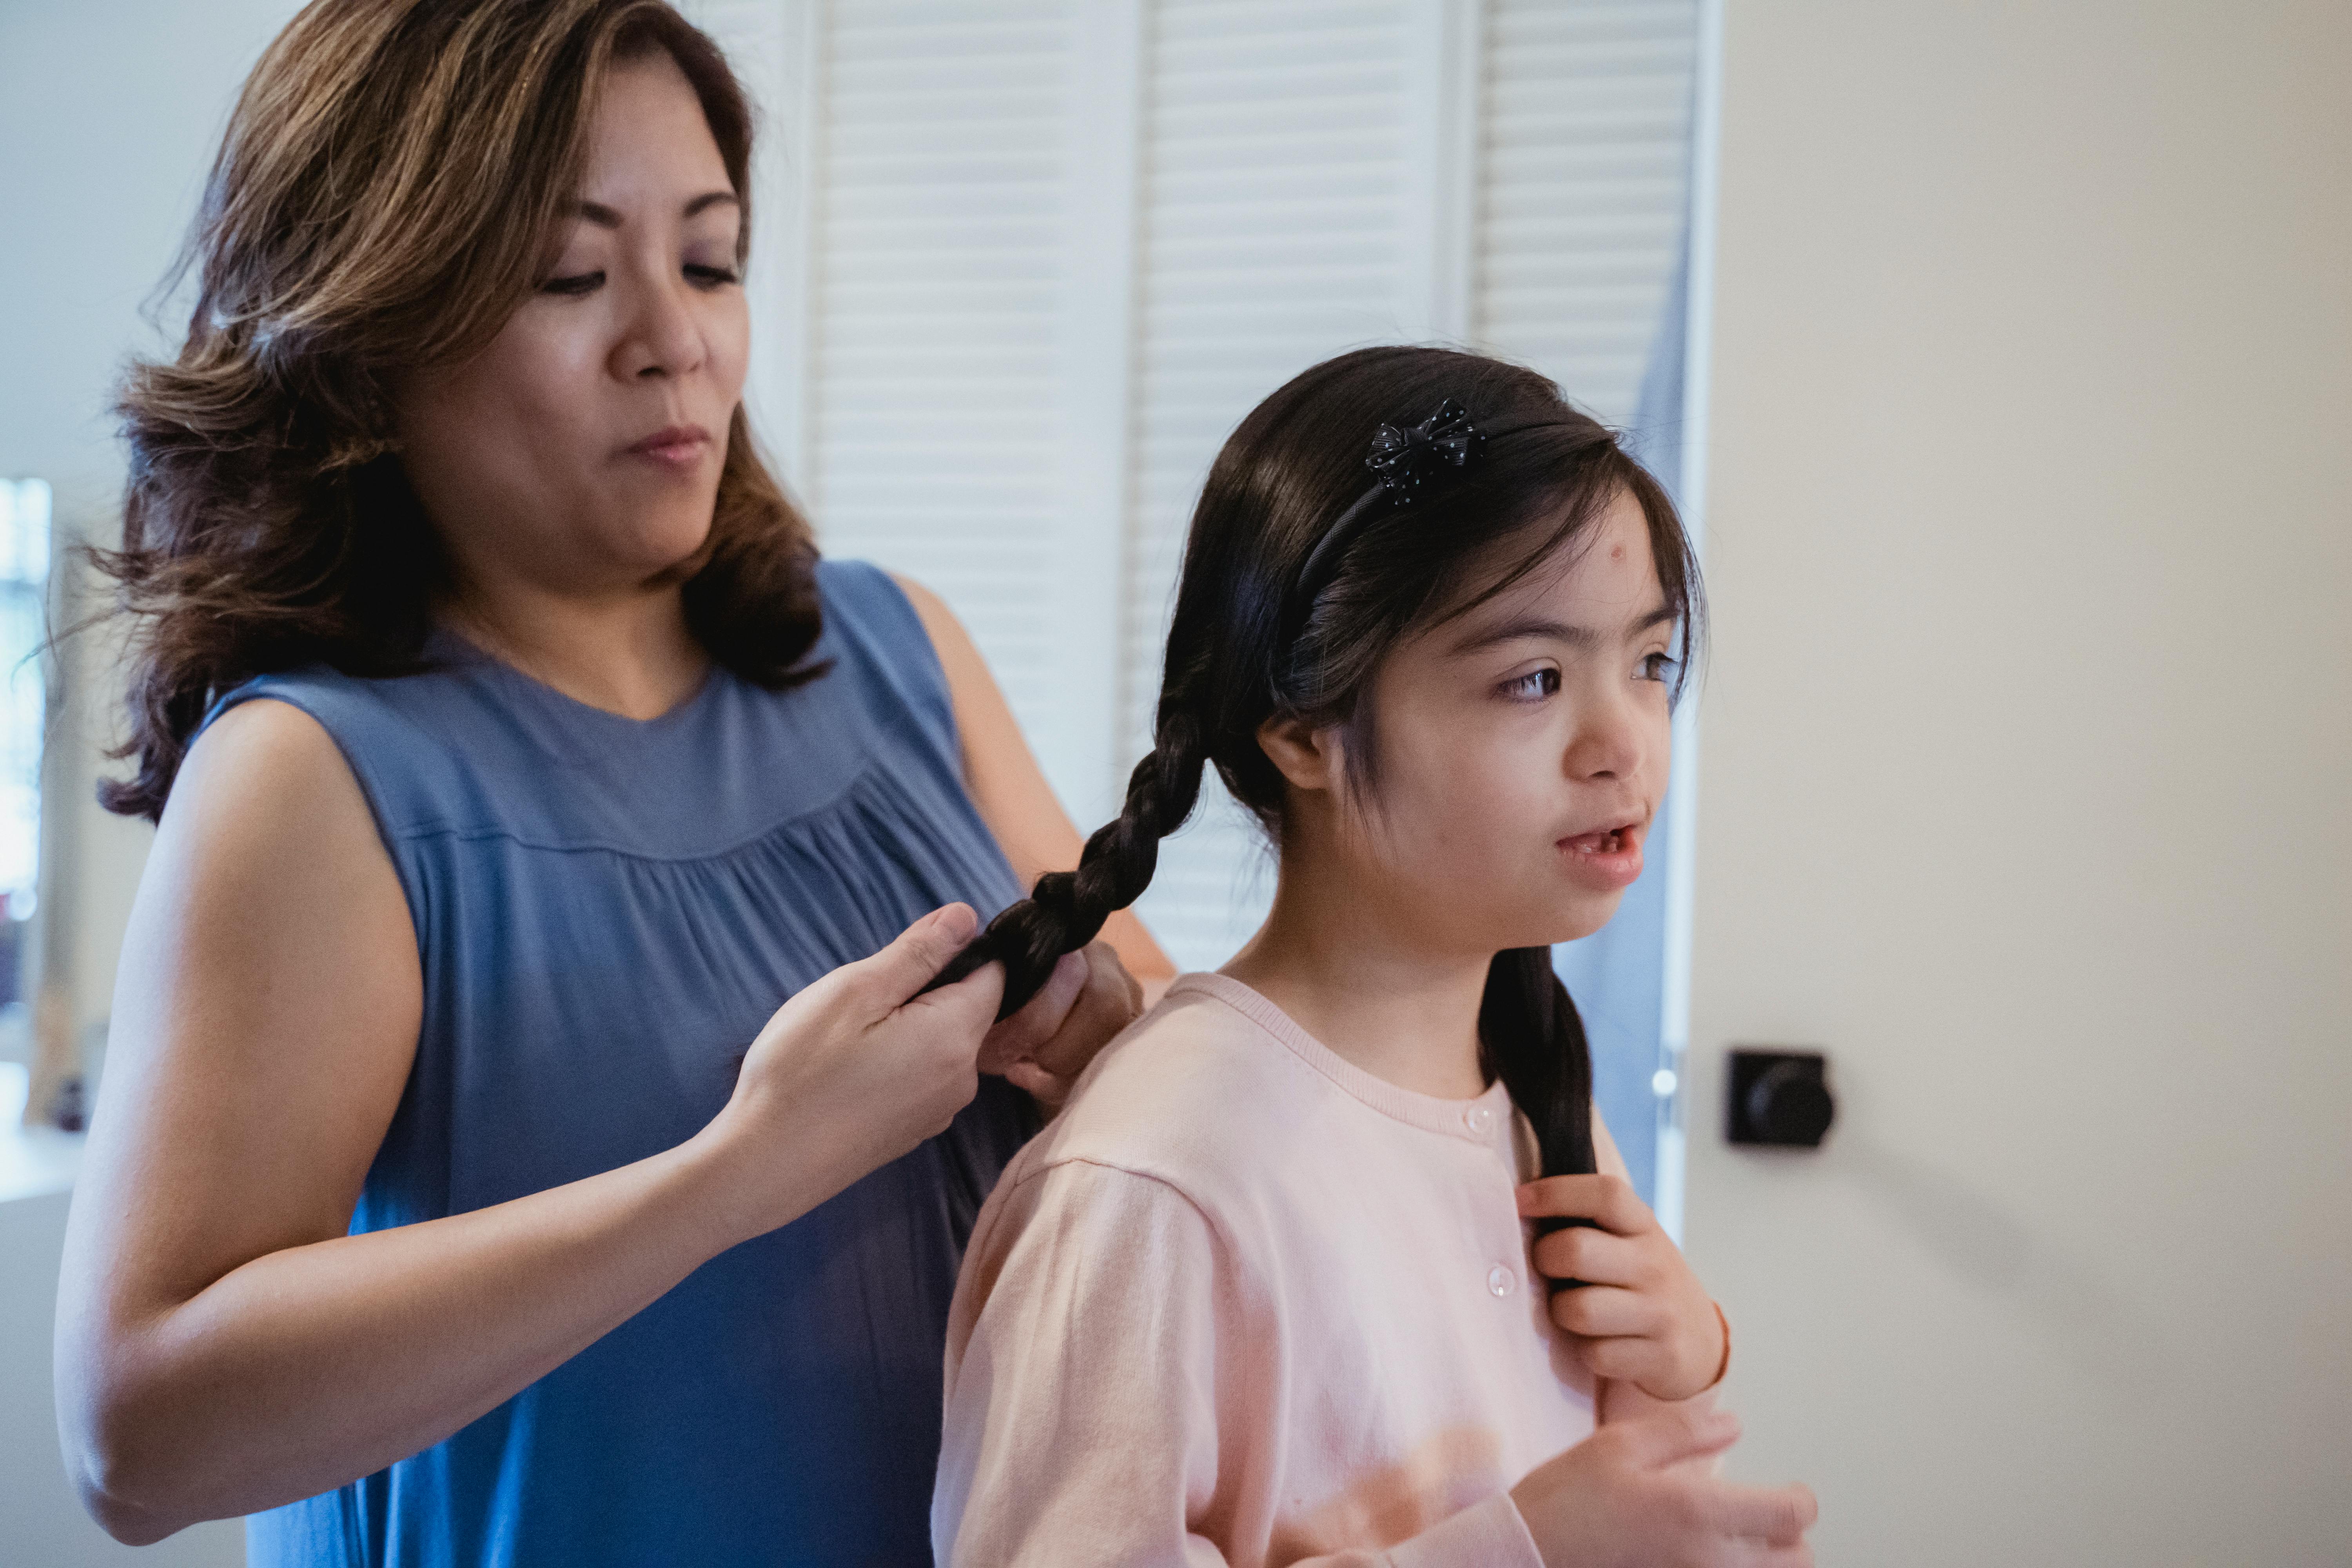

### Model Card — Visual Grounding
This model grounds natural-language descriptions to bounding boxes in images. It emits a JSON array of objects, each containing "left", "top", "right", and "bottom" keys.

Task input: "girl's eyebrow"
[{"left": 1447, "top": 602, "right": 1675, "bottom": 656}]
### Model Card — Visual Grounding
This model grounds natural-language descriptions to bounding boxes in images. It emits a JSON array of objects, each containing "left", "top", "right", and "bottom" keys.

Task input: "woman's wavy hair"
[
  {"left": 98, "top": 0, "right": 820, "bottom": 822},
  {"left": 939, "top": 345, "right": 1702, "bottom": 1181}
]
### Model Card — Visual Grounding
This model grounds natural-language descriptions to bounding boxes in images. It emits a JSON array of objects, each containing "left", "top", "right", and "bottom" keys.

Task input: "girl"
[{"left": 927, "top": 347, "right": 1817, "bottom": 1566}]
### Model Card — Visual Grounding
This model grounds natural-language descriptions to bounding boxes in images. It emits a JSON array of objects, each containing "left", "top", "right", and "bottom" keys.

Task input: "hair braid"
[
  {"left": 1481, "top": 949, "right": 1599, "bottom": 1189},
  {"left": 926, "top": 706, "right": 1210, "bottom": 1018}
]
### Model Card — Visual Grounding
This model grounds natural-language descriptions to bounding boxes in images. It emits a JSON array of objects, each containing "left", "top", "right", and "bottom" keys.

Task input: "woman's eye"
[
  {"left": 1638, "top": 652, "right": 1680, "bottom": 683},
  {"left": 686, "top": 263, "right": 740, "bottom": 289},
  {"left": 540, "top": 270, "right": 604, "bottom": 297},
  {"left": 1503, "top": 668, "right": 1561, "bottom": 702}
]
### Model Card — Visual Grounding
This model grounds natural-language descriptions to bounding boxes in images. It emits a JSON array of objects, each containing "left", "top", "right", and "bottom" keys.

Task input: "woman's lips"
[
  {"left": 1558, "top": 820, "right": 1646, "bottom": 890},
  {"left": 622, "top": 425, "right": 712, "bottom": 469}
]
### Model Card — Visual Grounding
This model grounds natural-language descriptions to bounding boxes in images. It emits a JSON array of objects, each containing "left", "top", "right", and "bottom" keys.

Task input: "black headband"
[
  {"left": 1289, "top": 398, "right": 1484, "bottom": 612},
  {"left": 1284, "top": 396, "right": 1567, "bottom": 651}
]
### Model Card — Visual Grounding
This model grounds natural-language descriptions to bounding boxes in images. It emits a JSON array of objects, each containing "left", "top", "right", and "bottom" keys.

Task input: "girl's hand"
[
  {"left": 975, "top": 940, "right": 1145, "bottom": 1106},
  {"left": 701, "top": 905, "right": 1006, "bottom": 1242},
  {"left": 1510, "top": 1407, "right": 1816, "bottom": 1568},
  {"left": 1519, "top": 1174, "right": 1729, "bottom": 1402}
]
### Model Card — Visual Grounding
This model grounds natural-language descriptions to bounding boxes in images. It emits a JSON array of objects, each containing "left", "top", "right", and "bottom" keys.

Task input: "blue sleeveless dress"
[{"left": 212, "top": 561, "right": 1038, "bottom": 1568}]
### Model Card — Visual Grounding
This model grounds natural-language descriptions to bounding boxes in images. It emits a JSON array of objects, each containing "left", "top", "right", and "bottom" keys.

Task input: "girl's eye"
[
  {"left": 541, "top": 270, "right": 604, "bottom": 297},
  {"left": 1502, "top": 668, "right": 1561, "bottom": 702},
  {"left": 1639, "top": 652, "right": 1680, "bottom": 683},
  {"left": 686, "top": 263, "right": 740, "bottom": 289}
]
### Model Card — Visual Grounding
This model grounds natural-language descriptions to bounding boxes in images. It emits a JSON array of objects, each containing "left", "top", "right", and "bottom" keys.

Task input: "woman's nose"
[{"left": 615, "top": 271, "right": 707, "bottom": 381}]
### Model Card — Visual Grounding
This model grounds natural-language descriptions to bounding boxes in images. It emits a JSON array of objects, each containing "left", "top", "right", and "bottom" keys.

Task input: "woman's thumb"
[
  {"left": 847, "top": 902, "right": 983, "bottom": 1011},
  {"left": 860, "top": 904, "right": 985, "bottom": 1007}
]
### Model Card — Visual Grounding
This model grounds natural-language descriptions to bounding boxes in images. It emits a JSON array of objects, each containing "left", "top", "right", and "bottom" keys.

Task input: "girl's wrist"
[
  {"left": 1679, "top": 1299, "right": 1731, "bottom": 1398},
  {"left": 1640, "top": 1297, "right": 1732, "bottom": 1403}
]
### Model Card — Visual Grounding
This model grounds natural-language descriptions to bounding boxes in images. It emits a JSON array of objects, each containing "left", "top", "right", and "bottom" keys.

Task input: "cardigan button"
[
  {"left": 1487, "top": 1264, "right": 1515, "bottom": 1298},
  {"left": 1464, "top": 1104, "right": 1494, "bottom": 1136}
]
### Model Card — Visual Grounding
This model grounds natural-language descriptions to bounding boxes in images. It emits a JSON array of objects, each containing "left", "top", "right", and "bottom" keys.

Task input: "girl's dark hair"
[
  {"left": 96, "top": 0, "right": 821, "bottom": 822},
  {"left": 939, "top": 344, "right": 1702, "bottom": 1180}
]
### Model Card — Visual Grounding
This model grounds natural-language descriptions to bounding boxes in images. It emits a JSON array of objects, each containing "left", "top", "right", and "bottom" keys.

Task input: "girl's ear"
[{"left": 1255, "top": 711, "right": 1340, "bottom": 795}]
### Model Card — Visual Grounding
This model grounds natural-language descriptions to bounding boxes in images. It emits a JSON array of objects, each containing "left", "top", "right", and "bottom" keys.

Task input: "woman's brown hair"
[{"left": 98, "top": 0, "right": 820, "bottom": 821}]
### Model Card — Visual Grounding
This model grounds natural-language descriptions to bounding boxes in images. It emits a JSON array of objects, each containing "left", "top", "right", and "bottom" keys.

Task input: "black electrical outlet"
[{"left": 1726, "top": 1049, "right": 1835, "bottom": 1147}]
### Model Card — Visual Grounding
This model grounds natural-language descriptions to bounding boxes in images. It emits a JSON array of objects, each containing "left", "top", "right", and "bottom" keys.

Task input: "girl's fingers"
[
  {"left": 1703, "top": 1482, "right": 1819, "bottom": 1545},
  {"left": 1517, "top": 1174, "right": 1654, "bottom": 1236},
  {"left": 1717, "top": 1544, "right": 1814, "bottom": 1568},
  {"left": 1606, "top": 1405, "right": 1742, "bottom": 1468},
  {"left": 1546, "top": 1283, "right": 1656, "bottom": 1340},
  {"left": 1530, "top": 1223, "right": 1644, "bottom": 1286},
  {"left": 1576, "top": 1336, "right": 1660, "bottom": 1383}
]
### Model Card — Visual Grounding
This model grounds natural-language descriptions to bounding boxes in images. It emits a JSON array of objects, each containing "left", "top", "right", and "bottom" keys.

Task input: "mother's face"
[{"left": 396, "top": 51, "right": 750, "bottom": 599}]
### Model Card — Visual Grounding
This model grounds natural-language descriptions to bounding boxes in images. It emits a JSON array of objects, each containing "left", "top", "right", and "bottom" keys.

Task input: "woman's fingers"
[
  {"left": 1028, "top": 945, "right": 1143, "bottom": 1080},
  {"left": 976, "top": 950, "right": 1087, "bottom": 1075},
  {"left": 997, "top": 1058, "right": 1075, "bottom": 1106},
  {"left": 984, "top": 943, "right": 1147, "bottom": 1106}
]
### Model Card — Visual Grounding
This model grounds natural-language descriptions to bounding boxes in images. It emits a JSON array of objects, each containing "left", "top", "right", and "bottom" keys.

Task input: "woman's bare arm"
[
  {"left": 892, "top": 575, "right": 1178, "bottom": 995},
  {"left": 55, "top": 700, "right": 1006, "bottom": 1543}
]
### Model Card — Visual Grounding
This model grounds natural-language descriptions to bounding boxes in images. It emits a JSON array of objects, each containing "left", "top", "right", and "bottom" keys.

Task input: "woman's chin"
[{"left": 608, "top": 510, "right": 720, "bottom": 583}]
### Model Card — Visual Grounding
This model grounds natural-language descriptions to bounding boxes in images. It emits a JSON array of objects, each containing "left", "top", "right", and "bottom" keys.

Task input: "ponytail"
[
  {"left": 927, "top": 707, "right": 1210, "bottom": 1018},
  {"left": 1481, "top": 949, "right": 1599, "bottom": 1185}
]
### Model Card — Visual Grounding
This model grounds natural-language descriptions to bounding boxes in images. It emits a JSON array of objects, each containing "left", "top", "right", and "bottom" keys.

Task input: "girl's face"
[
  {"left": 1331, "top": 488, "right": 1678, "bottom": 955},
  {"left": 395, "top": 51, "right": 749, "bottom": 601}
]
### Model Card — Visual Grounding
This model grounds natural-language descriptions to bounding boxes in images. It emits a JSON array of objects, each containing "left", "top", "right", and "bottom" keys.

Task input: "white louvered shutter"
[
  {"left": 801, "top": 5, "right": 1089, "bottom": 797},
  {"left": 1121, "top": 0, "right": 1419, "bottom": 970},
  {"left": 688, "top": 0, "right": 1136, "bottom": 823},
  {"left": 1470, "top": 0, "right": 1699, "bottom": 425}
]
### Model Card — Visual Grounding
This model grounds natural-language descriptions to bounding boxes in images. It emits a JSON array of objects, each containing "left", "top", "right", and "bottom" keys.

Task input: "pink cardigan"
[{"left": 933, "top": 973, "right": 1626, "bottom": 1566}]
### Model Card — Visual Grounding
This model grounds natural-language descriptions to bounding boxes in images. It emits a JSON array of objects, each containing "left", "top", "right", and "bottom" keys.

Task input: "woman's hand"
[
  {"left": 1510, "top": 1407, "right": 1815, "bottom": 1568},
  {"left": 1519, "top": 1174, "right": 1729, "bottom": 1402},
  {"left": 699, "top": 904, "right": 1008, "bottom": 1243},
  {"left": 974, "top": 940, "right": 1146, "bottom": 1106}
]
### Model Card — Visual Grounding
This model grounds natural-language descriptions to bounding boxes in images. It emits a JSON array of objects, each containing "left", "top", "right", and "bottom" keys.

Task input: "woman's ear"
[{"left": 1256, "top": 711, "right": 1340, "bottom": 795}]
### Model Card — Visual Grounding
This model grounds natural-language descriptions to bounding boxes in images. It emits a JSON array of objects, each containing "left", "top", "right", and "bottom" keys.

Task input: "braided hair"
[{"left": 930, "top": 345, "right": 1702, "bottom": 1182}]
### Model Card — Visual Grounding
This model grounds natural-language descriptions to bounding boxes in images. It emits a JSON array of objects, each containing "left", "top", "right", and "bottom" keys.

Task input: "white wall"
[
  {"left": 1684, "top": 2, "right": 2352, "bottom": 1563},
  {"left": 1, "top": 3, "right": 300, "bottom": 1560},
  {"left": 0, "top": 0, "right": 305, "bottom": 1051}
]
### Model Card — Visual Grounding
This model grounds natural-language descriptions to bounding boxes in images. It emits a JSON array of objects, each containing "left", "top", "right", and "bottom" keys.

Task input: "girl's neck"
[
  {"left": 1219, "top": 846, "right": 1493, "bottom": 1102},
  {"left": 440, "top": 574, "right": 709, "bottom": 722}
]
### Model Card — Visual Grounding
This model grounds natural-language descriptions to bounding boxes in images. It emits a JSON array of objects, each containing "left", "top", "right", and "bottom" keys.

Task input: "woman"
[{"left": 53, "top": 3, "right": 1171, "bottom": 1563}]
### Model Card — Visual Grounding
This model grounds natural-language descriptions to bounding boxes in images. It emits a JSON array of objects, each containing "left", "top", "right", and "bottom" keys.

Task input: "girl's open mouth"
[{"left": 1559, "top": 821, "right": 1646, "bottom": 889}]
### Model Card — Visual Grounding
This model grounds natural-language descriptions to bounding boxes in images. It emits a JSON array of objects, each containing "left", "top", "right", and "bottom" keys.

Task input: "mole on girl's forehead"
[{"left": 1610, "top": 542, "right": 1626, "bottom": 561}]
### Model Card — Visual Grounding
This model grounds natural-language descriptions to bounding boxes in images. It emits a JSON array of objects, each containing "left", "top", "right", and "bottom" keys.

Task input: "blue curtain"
[{"left": 1552, "top": 242, "right": 1688, "bottom": 1206}]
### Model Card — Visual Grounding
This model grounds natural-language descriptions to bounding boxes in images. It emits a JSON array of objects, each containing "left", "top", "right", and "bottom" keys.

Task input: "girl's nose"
[{"left": 1564, "top": 683, "right": 1648, "bottom": 784}]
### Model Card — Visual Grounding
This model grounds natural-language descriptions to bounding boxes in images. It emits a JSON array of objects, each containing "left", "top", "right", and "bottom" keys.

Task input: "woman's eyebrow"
[
  {"left": 1448, "top": 601, "right": 1676, "bottom": 656},
  {"left": 564, "top": 191, "right": 739, "bottom": 228}
]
